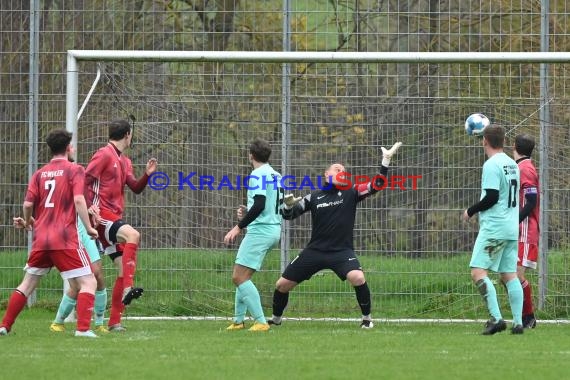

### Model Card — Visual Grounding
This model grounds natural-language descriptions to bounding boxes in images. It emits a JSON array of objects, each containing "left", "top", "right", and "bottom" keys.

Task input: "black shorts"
[{"left": 281, "top": 248, "right": 363, "bottom": 283}]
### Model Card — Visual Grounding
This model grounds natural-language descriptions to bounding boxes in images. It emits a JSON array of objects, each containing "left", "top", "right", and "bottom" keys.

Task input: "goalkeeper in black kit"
[{"left": 268, "top": 142, "right": 402, "bottom": 328}]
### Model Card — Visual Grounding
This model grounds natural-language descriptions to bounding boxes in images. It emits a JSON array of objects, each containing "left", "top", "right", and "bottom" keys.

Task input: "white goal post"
[{"left": 65, "top": 50, "right": 566, "bottom": 315}]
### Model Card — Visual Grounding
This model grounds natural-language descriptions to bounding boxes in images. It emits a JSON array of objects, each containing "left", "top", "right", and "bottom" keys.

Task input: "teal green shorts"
[
  {"left": 469, "top": 236, "right": 517, "bottom": 273},
  {"left": 77, "top": 219, "right": 101, "bottom": 264},
  {"left": 235, "top": 225, "right": 281, "bottom": 271}
]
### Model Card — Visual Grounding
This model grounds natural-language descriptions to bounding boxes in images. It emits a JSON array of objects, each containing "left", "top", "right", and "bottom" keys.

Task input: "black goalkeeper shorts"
[{"left": 281, "top": 248, "right": 363, "bottom": 283}]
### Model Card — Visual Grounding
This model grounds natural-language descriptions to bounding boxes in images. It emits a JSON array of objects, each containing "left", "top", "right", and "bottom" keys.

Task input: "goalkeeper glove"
[
  {"left": 381, "top": 141, "right": 403, "bottom": 166},
  {"left": 283, "top": 194, "right": 302, "bottom": 209}
]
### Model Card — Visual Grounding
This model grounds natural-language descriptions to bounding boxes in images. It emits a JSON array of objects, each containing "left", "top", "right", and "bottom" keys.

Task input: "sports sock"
[
  {"left": 122, "top": 243, "right": 138, "bottom": 289},
  {"left": 1, "top": 290, "right": 27, "bottom": 331},
  {"left": 476, "top": 277, "right": 502, "bottom": 321},
  {"left": 521, "top": 279, "right": 534, "bottom": 316},
  {"left": 354, "top": 282, "right": 371, "bottom": 316},
  {"left": 108, "top": 277, "right": 125, "bottom": 326},
  {"left": 94, "top": 289, "right": 107, "bottom": 326},
  {"left": 233, "top": 286, "right": 247, "bottom": 324},
  {"left": 238, "top": 280, "right": 266, "bottom": 324},
  {"left": 76, "top": 292, "right": 95, "bottom": 332},
  {"left": 53, "top": 293, "right": 77, "bottom": 324},
  {"left": 272, "top": 289, "right": 289, "bottom": 318},
  {"left": 506, "top": 278, "right": 524, "bottom": 325}
]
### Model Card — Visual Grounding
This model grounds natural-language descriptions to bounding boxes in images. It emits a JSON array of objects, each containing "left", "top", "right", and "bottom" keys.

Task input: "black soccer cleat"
[
  {"left": 482, "top": 318, "right": 507, "bottom": 335},
  {"left": 122, "top": 287, "right": 144, "bottom": 306},
  {"left": 522, "top": 314, "right": 537, "bottom": 329},
  {"left": 511, "top": 324, "right": 524, "bottom": 335},
  {"left": 360, "top": 319, "right": 374, "bottom": 329},
  {"left": 267, "top": 319, "right": 282, "bottom": 326}
]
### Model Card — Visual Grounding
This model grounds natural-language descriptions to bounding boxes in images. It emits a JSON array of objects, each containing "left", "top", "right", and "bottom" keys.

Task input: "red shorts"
[
  {"left": 25, "top": 248, "right": 92, "bottom": 280},
  {"left": 96, "top": 209, "right": 127, "bottom": 255},
  {"left": 518, "top": 242, "right": 538, "bottom": 269}
]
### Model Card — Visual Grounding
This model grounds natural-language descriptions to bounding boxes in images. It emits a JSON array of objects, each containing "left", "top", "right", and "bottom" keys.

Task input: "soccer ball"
[{"left": 464, "top": 113, "right": 490, "bottom": 136}]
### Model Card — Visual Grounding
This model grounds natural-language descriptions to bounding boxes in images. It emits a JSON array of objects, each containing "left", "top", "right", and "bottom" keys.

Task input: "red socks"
[
  {"left": 122, "top": 243, "right": 138, "bottom": 289},
  {"left": 108, "top": 276, "right": 125, "bottom": 326},
  {"left": 1, "top": 290, "right": 27, "bottom": 331},
  {"left": 76, "top": 292, "right": 95, "bottom": 332},
  {"left": 521, "top": 279, "right": 534, "bottom": 315}
]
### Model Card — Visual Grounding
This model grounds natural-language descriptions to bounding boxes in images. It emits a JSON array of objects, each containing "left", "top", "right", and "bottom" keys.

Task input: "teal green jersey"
[
  {"left": 479, "top": 152, "right": 520, "bottom": 240},
  {"left": 247, "top": 163, "right": 283, "bottom": 227}
]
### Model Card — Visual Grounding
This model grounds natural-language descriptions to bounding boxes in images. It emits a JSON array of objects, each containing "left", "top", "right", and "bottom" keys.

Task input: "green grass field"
[
  {"left": 1, "top": 309, "right": 568, "bottom": 380},
  {"left": 1, "top": 249, "right": 570, "bottom": 320}
]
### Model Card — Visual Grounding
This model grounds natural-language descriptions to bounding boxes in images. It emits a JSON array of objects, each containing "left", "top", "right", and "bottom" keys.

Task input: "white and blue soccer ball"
[{"left": 464, "top": 113, "right": 490, "bottom": 136}]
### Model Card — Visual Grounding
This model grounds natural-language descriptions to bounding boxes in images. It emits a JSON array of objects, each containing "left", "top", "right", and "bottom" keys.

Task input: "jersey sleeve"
[
  {"left": 520, "top": 164, "right": 539, "bottom": 196},
  {"left": 24, "top": 172, "right": 39, "bottom": 203},
  {"left": 124, "top": 157, "right": 149, "bottom": 194},
  {"left": 481, "top": 161, "right": 502, "bottom": 191}
]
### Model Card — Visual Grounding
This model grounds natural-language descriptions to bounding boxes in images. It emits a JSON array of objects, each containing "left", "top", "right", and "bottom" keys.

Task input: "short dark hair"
[
  {"left": 108, "top": 119, "right": 132, "bottom": 141},
  {"left": 483, "top": 124, "right": 505, "bottom": 149},
  {"left": 46, "top": 129, "right": 72, "bottom": 155},
  {"left": 249, "top": 138, "right": 272, "bottom": 163},
  {"left": 514, "top": 134, "right": 535, "bottom": 157}
]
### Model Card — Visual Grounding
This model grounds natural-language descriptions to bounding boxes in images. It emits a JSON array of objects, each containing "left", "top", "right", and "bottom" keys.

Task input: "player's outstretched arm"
[
  {"left": 146, "top": 157, "right": 158, "bottom": 175},
  {"left": 283, "top": 194, "right": 302, "bottom": 209},
  {"left": 356, "top": 142, "right": 403, "bottom": 200},
  {"left": 126, "top": 157, "right": 158, "bottom": 194},
  {"left": 281, "top": 193, "right": 309, "bottom": 220},
  {"left": 381, "top": 141, "right": 402, "bottom": 167}
]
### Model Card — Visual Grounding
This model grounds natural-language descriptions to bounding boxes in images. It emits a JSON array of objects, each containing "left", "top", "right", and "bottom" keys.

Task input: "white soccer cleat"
[
  {"left": 75, "top": 330, "right": 99, "bottom": 338},
  {"left": 0, "top": 326, "right": 8, "bottom": 336}
]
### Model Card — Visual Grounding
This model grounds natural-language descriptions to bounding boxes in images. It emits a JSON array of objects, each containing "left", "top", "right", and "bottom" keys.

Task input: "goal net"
[{"left": 68, "top": 51, "right": 570, "bottom": 320}]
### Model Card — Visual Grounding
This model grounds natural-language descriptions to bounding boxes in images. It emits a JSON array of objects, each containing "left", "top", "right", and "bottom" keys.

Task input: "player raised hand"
[
  {"left": 381, "top": 141, "right": 403, "bottom": 166},
  {"left": 283, "top": 194, "right": 302, "bottom": 209},
  {"left": 146, "top": 157, "right": 158, "bottom": 175}
]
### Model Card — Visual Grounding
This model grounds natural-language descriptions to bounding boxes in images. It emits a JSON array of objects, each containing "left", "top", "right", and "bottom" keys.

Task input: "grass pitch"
[{"left": 1, "top": 310, "right": 568, "bottom": 380}]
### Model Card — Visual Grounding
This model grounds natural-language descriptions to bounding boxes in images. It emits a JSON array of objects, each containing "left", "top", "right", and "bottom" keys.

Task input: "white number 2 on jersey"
[{"left": 44, "top": 179, "right": 56, "bottom": 208}]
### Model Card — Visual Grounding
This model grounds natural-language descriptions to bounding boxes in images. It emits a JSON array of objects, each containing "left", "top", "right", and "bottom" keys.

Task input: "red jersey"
[
  {"left": 85, "top": 143, "right": 148, "bottom": 217},
  {"left": 518, "top": 158, "right": 539, "bottom": 244},
  {"left": 24, "top": 158, "right": 85, "bottom": 251}
]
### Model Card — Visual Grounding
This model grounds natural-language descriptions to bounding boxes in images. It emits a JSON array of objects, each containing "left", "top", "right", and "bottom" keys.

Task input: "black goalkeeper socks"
[
  {"left": 354, "top": 282, "right": 371, "bottom": 316},
  {"left": 272, "top": 289, "right": 289, "bottom": 317}
]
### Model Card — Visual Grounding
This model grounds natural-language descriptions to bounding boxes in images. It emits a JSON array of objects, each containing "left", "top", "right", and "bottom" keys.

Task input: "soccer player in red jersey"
[
  {"left": 0, "top": 129, "right": 99, "bottom": 338},
  {"left": 513, "top": 134, "right": 540, "bottom": 328},
  {"left": 85, "top": 119, "right": 157, "bottom": 331}
]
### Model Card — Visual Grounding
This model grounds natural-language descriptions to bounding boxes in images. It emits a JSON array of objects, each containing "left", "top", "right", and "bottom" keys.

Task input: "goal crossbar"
[{"left": 66, "top": 50, "right": 569, "bottom": 143}]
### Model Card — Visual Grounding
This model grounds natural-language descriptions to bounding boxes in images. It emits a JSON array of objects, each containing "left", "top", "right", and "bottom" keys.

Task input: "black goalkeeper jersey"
[{"left": 281, "top": 166, "right": 388, "bottom": 252}]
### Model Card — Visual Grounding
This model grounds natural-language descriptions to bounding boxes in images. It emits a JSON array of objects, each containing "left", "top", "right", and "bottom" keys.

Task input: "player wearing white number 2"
[
  {"left": 0, "top": 129, "right": 99, "bottom": 338},
  {"left": 462, "top": 125, "right": 524, "bottom": 335},
  {"left": 224, "top": 138, "right": 283, "bottom": 332}
]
